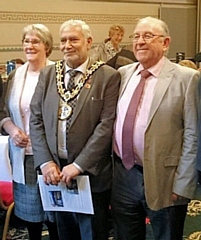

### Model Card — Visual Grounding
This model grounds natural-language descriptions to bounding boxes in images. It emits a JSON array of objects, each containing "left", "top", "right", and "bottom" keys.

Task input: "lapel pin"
[{"left": 85, "top": 78, "right": 92, "bottom": 89}]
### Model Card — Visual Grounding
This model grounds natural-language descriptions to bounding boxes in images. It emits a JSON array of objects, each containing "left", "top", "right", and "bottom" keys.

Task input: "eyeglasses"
[
  {"left": 129, "top": 33, "right": 164, "bottom": 43},
  {"left": 60, "top": 38, "right": 80, "bottom": 45},
  {"left": 22, "top": 39, "right": 42, "bottom": 47}
]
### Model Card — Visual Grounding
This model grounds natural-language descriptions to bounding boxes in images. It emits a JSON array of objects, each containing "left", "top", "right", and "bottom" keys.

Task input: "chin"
[
  {"left": 64, "top": 55, "right": 75, "bottom": 62},
  {"left": 26, "top": 57, "right": 36, "bottom": 62},
  {"left": 26, "top": 54, "right": 36, "bottom": 60},
  {"left": 136, "top": 54, "right": 148, "bottom": 62}
]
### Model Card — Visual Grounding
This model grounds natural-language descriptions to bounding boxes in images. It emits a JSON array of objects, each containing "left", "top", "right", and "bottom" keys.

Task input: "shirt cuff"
[
  {"left": 73, "top": 162, "right": 84, "bottom": 173},
  {"left": 40, "top": 160, "right": 54, "bottom": 169}
]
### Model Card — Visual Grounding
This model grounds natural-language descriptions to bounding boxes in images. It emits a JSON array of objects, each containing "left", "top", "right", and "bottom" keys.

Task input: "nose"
[
  {"left": 136, "top": 35, "right": 146, "bottom": 43},
  {"left": 26, "top": 42, "right": 34, "bottom": 47},
  {"left": 64, "top": 40, "right": 73, "bottom": 48}
]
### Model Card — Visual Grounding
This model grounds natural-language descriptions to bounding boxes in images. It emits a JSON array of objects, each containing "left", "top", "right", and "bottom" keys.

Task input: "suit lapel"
[
  {"left": 52, "top": 79, "right": 61, "bottom": 123},
  {"left": 70, "top": 58, "right": 96, "bottom": 126},
  {"left": 146, "top": 59, "right": 175, "bottom": 129},
  {"left": 119, "top": 63, "right": 139, "bottom": 98},
  {"left": 71, "top": 85, "right": 90, "bottom": 124}
]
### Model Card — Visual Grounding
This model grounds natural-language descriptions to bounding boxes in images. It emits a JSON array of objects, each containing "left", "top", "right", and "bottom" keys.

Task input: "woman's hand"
[
  {"left": 3, "top": 120, "right": 29, "bottom": 148},
  {"left": 11, "top": 128, "right": 29, "bottom": 147}
]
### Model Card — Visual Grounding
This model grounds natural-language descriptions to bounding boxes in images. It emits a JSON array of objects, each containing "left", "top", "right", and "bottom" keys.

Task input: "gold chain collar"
[{"left": 56, "top": 60, "right": 105, "bottom": 103}]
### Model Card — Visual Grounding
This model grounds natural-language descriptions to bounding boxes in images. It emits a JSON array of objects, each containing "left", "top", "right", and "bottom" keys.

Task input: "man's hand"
[
  {"left": 172, "top": 193, "right": 187, "bottom": 201},
  {"left": 60, "top": 164, "right": 81, "bottom": 186},
  {"left": 41, "top": 161, "right": 61, "bottom": 185}
]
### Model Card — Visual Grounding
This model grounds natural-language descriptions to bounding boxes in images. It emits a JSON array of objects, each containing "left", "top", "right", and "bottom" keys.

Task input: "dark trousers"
[
  {"left": 111, "top": 158, "right": 188, "bottom": 240},
  {"left": 26, "top": 221, "right": 59, "bottom": 240},
  {"left": 56, "top": 189, "right": 111, "bottom": 240}
]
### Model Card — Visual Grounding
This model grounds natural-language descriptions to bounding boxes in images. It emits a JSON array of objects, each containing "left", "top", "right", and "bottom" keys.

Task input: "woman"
[
  {"left": 90, "top": 24, "right": 125, "bottom": 62},
  {"left": 0, "top": 24, "right": 59, "bottom": 240}
]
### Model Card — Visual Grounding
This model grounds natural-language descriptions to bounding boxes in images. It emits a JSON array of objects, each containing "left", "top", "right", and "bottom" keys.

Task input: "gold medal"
[{"left": 58, "top": 102, "right": 72, "bottom": 120}]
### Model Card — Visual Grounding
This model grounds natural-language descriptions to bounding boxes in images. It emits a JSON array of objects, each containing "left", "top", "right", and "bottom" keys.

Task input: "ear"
[
  {"left": 45, "top": 46, "right": 49, "bottom": 57},
  {"left": 163, "top": 36, "right": 171, "bottom": 53},
  {"left": 86, "top": 37, "right": 93, "bottom": 50}
]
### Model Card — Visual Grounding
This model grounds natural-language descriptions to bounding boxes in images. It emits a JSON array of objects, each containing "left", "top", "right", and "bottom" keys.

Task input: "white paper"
[{"left": 38, "top": 175, "right": 94, "bottom": 214}]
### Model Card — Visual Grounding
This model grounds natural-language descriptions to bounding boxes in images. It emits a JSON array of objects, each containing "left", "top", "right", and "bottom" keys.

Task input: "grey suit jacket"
[
  {"left": 196, "top": 75, "right": 201, "bottom": 171},
  {"left": 30, "top": 59, "right": 121, "bottom": 192},
  {"left": 118, "top": 57, "right": 200, "bottom": 210}
]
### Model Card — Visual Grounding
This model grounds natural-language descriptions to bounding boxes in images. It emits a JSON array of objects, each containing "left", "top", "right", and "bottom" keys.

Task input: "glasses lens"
[{"left": 23, "top": 39, "right": 41, "bottom": 46}]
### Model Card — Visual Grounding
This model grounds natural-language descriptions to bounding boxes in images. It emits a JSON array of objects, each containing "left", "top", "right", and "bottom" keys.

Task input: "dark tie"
[
  {"left": 66, "top": 69, "right": 78, "bottom": 133},
  {"left": 67, "top": 69, "right": 77, "bottom": 90},
  {"left": 122, "top": 69, "right": 151, "bottom": 170}
]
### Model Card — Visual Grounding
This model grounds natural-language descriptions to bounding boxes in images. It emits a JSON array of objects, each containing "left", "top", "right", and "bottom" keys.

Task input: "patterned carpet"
[
  {"left": 145, "top": 183, "right": 201, "bottom": 240},
  {"left": 0, "top": 213, "right": 49, "bottom": 240},
  {"left": 1, "top": 184, "right": 201, "bottom": 240},
  {"left": 0, "top": 225, "right": 49, "bottom": 240}
]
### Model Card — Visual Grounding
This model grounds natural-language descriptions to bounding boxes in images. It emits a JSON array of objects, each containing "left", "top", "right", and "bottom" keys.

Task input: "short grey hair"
[
  {"left": 22, "top": 24, "right": 53, "bottom": 57},
  {"left": 135, "top": 16, "right": 171, "bottom": 55},
  {"left": 59, "top": 19, "right": 93, "bottom": 39},
  {"left": 135, "top": 16, "right": 170, "bottom": 37}
]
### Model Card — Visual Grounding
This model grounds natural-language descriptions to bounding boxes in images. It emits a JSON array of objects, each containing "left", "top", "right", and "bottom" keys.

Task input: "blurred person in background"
[
  {"left": 0, "top": 24, "right": 59, "bottom": 240},
  {"left": 10, "top": 58, "right": 25, "bottom": 68},
  {"left": 178, "top": 59, "right": 198, "bottom": 70},
  {"left": 90, "top": 24, "right": 125, "bottom": 62}
]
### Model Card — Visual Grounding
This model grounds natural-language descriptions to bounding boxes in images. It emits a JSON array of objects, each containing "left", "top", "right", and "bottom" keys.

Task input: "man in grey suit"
[
  {"left": 30, "top": 19, "right": 120, "bottom": 240},
  {"left": 112, "top": 16, "right": 200, "bottom": 240}
]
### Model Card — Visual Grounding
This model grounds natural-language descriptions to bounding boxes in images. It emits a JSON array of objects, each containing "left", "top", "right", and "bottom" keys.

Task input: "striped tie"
[{"left": 66, "top": 69, "right": 78, "bottom": 133}]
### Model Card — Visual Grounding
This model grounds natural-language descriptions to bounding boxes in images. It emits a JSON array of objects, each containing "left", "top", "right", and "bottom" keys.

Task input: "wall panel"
[
  {"left": 0, "top": 0, "right": 160, "bottom": 65},
  {"left": 0, "top": 0, "right": 197, "bottom": 67},
  {"left": 160, "top": 5, "right": 197, "bottom": 60}
]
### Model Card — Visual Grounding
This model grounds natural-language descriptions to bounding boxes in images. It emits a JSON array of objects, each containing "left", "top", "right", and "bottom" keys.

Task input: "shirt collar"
[
  {"left": 65, "top": 58, "right": 89, "bottom": 75},
  {"left": 136, "top": 56, "right": 165, "bottom": 78}
]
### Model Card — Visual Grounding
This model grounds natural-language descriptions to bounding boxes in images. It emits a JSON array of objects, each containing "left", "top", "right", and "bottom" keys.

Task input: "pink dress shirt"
[{"left": 114, "top": 57, "right": 165, "bottom": 165}]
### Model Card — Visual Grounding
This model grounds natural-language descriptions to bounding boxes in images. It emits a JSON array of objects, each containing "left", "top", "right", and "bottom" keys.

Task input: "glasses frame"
[
  {"left": 22, "top": 39, "right": 42, "bottom": 47},
  {"left": 129, "top": 33, "right": 164, "bottom": 43}
]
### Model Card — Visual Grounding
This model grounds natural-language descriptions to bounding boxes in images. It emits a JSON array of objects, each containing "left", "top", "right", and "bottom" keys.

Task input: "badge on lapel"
[{"left": 85, "top": 78, "right": 92, "bottom": 89}]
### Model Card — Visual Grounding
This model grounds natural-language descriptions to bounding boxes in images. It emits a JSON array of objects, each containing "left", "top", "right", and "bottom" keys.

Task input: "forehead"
[
  {"left": 25, "top": 33, "right": 40, "bottom": 39},
  {"left": 113, "top": 29, "right": 124, "bottom": 35},
  {"left": 134, "top": 21, "right": 159, "bottom": 34},
  {"left": 60, "top": 26, "right": 83, "bottom": 36}
]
